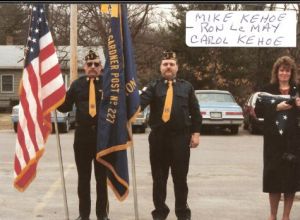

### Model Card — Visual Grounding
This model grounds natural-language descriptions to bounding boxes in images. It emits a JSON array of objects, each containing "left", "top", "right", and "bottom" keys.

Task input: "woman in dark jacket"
[{"left": 255, "top": 56, "right": 300, "bottom": 220}]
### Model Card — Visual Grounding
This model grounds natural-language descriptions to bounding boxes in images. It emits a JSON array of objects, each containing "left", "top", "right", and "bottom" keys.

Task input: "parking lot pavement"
[
  {"left": 0, "top": 113, "right": 12, "bottom": 130},
  {"left": 0, "top": 128, "right": 300, "bottom": 220}
]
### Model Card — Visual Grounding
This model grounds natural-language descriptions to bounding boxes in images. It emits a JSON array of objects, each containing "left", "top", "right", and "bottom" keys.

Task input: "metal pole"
[
  {"left": 70, "top": 4, "right": 78, "bottom": 84},
  {"left": 53, "top": 110, "right": 70, "bottom": 220},
  {"left": 127, "top": 122, "right": 139, "bottom": 220}
]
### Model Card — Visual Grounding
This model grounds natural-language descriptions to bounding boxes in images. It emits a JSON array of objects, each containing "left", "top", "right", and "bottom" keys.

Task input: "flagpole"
[
  {"left": 53, "top": 110, "right": 70, "bottom": 220},
  {"left": 70, "top": 4, "right": 78, "bottom": 83},
  {"left": 127, "top": 122, "right": 139, "bottom": 220}
]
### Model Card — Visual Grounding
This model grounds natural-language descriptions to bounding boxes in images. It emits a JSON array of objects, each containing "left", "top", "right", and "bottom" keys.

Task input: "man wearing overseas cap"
[
  {"left": 140, "top": 50, "right": 202, "bottom": 220},
  {"left": 57, "top": 50, "right": 110, "bottom": 220}
]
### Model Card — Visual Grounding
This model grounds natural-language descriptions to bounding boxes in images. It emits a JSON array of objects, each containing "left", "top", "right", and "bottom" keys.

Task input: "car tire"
[
  {"left": 13, "top": 123, "right": 18, "bottom": 133},
  {"left": 70, "top": 121, "right": 75, "bottom": 129},
  {"left": 248, "top": 121, "right": 257, "bottom": 134},
  {"left": 140, "top": 126, "right": 146, "bottom": 133},
  {"left": 51, "top": 123, "right": 57, "bottom": 133},
  {"left": 230, "top": 125, "right": 239, "bottom": 134},
  {"left": 132, "top": 125, "right": 146, "bottom": 134},
  {"left": 243, "top": 121, "right": 248, "bottom": 130},
  {"left": 59, "top": 119, "right": 70, "bottom": 133}
]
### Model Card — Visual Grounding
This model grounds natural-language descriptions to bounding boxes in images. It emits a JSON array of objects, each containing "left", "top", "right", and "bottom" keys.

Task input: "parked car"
[
  {"left": 243, "top": 92, "right": 264, "bottom": 134},
  {"left": 132, "top": 106, "right": 150, "bottom": 133},
  {"left": 11, "top": 104, "right": 76, "bottom": 133},
  {"left": 195, "top": 90, "right": 244, "bottom": 134}
]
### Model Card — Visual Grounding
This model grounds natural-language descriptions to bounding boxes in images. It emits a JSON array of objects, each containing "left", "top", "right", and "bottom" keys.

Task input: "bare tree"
[
  {"left": 0, "top": 4, "right": 29, "bottom": 45},
  {"left": 0, "top": 3, "right": 174, "bottom": 88},
  {"left": 47, "top": 4, "right": 70, "bottom": 45}
]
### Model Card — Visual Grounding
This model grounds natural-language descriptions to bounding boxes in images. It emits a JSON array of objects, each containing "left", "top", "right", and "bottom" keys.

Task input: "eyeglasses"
[{"left": 86, "top": 62, "right": 100, "bottom": 67}]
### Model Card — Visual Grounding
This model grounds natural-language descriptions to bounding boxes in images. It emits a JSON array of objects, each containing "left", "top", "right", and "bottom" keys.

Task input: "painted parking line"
[
  {"left": 0, "top": 129, "right": 14, "bottom": 133},
  {"left": 33, "top": 163, "right": 75, "bottom": 216}
]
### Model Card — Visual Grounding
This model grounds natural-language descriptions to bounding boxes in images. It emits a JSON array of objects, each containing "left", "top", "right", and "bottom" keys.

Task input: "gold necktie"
[
  {"left": 162, "top": 80, "right": 173, "bottom": 122},
  {"left": 89, "top": 78, "right": 96, "bottom": 117}
]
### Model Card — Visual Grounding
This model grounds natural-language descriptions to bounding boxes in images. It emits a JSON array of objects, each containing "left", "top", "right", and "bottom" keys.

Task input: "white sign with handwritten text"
[{"left": 186, "top": 11, "right": 296, "bottom": 47}]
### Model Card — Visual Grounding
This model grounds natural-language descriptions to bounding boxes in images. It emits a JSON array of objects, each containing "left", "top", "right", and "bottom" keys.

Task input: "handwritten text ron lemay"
[{"left": 186, "top": 11, "right": 296, "bottom": 47}]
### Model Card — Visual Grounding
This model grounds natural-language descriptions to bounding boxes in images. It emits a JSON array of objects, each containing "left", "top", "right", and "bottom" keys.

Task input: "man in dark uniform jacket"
[
  {"left": 57, "top": 50, "right": 109, "bottom": 220},
  {"left": 140, "top": 51, "right": 202, "bottom": 220}
]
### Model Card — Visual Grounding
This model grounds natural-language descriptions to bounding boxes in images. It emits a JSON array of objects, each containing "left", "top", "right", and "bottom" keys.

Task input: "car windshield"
[{"left": 196, "top": 93, "right": 235, "bottom": 103}]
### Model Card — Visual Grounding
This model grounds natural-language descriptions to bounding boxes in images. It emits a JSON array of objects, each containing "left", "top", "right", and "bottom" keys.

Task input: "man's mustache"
[{"left": 88, "top": 70, "right": 97, "bottom": 74}]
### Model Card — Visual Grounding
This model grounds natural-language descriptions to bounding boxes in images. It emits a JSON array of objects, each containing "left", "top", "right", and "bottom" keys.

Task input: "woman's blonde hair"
[{"left": 270, "top": 56, "right": 298, "bottom": 84}]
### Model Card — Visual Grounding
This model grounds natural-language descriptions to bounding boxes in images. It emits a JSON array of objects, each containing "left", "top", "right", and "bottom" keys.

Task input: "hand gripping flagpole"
[
  {"left": 53, "top": 110, "right": 70, "bottom": 220},
  {"left": 127, "top": 121, "right": 139, "bottom": 220}
]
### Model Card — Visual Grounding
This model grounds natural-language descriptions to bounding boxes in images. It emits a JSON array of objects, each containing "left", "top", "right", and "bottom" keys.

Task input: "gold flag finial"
[
  {"left": 100, "top": 4, "right": 119, "bottom": 17},
  {"left": 100, "top": 4, "right": 109, "bottom": 14}
]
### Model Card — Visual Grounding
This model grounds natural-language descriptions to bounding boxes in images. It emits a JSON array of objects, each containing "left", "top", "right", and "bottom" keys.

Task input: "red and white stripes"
[{"left": 14, "top": 31, "right": 66, "bottom": 191}]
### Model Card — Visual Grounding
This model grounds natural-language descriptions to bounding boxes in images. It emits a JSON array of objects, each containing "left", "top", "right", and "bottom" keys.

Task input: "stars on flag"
[
  {"left": 24, "top": 4, "right": 47, "bottom": 62},
  {"left": 276, "top": 112, "right": 288, "bottom": 135},
  {"left": 257, "top": 93, "right": 291, "bottom": 136}
]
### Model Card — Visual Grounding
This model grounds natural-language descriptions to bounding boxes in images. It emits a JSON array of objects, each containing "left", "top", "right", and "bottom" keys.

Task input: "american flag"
[
  {"left": 257, "top": 92, "right": 293, "bottom": 135},
  {"left": 14, "top": 4, "right": 66, "bottom": 191}
]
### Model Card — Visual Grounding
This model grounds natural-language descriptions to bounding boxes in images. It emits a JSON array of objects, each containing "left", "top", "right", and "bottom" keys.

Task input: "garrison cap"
[
  {"left": 162, "top": 50, "right": 176, "bottom": 60},
  {"left": 85, "top": 49, "right": 99, "bottom": 61}
]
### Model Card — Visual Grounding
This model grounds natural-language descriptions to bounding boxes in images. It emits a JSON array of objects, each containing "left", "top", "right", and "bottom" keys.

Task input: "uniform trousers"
[
  {"left": 149, "top": 127, "right": 191, "bottom": 219},
  {"left": 74, "top": 125, "right": 108, "bottom": 218}
]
